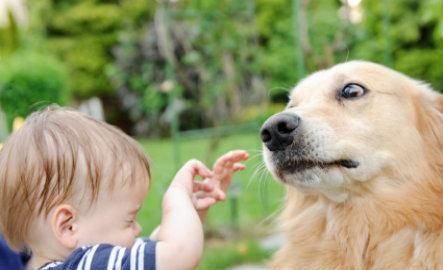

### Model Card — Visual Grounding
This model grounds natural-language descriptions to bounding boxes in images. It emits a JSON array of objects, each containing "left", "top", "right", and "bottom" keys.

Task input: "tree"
[
  {"left": 110, "top": 0, "right": 266, "bottom": 135},
  {"left": 351, "top": 0, "right": 443, "bottom": 91},
  {"left": 39, "top": 0, "right": 156, "bottom": 99}
]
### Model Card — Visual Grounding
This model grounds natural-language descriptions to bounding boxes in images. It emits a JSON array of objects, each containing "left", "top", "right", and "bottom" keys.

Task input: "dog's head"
[{"left": 261, "top": 61, "right": 443, "bottom": 202}]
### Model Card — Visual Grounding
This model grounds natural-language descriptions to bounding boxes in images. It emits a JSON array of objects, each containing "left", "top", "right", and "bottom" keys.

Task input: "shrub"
[{"left": 0, "top": 52, "right": 69, "bottom": 130}]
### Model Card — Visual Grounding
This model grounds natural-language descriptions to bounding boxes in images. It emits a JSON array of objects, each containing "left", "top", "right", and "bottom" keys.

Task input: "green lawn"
[{"left": 137, "top": 132, "right": 284, "bottom": 269}]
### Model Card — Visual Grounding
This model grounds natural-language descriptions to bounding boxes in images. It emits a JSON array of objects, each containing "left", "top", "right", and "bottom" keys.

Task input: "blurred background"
[{"left": 0, "top": 0, "right": 442, "bottom": 269}]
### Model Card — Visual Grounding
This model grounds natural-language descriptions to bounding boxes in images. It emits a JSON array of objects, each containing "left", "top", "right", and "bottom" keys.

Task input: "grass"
[{"left": 136, "top": 132, "right": 284, "bottom": 269}]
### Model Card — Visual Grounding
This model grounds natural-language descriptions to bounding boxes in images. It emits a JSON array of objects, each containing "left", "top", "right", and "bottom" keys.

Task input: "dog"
[{"left": 260, "top": 61, "right": 443, "bottom": 269}]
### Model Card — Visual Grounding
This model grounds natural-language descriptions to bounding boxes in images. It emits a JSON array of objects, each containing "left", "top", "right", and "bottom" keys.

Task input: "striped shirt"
[{"left": 37, "top": 238, "right": 156, "bottom": 270}]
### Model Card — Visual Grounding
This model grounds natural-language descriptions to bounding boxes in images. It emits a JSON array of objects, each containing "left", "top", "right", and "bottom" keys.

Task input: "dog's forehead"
[
  {"left": 289, "top": 61, "right": 405, "bottom": 101},
  {"left": 288, "top": 67, "right": 347, "bottom": 101}
]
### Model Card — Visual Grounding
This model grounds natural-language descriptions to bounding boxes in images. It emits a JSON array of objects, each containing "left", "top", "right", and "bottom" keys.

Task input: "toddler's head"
[{"left": 0, "top": 106, "right": 151, "bottom": 259}]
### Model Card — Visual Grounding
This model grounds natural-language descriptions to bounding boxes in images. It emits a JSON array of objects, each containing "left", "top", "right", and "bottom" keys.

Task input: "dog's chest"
[{"left": 272, "top": 201, "right": 443, "bottom": 269}]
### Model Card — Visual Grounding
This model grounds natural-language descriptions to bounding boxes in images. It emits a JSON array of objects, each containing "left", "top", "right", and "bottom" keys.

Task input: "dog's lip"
[{"left": 280, "top": 159, "right": 359, "bottom": 173}]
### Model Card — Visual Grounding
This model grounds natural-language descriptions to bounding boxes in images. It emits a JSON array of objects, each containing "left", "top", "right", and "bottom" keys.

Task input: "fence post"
[
  {"left": 229, "top": 181, "right": 242, "bottom": 230},
  {"left": 293, "top": 0, "right": 305, "bottom": 79},
  {"left": 383, "top": 0, "right": 393, "bottom": 67},
  {"left": 159, "top": 1, "right": 181, "bottom": 170}
]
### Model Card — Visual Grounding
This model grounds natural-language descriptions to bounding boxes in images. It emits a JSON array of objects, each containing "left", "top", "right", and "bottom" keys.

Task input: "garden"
[{"left": 0, "top": 0, "right": 442, "bottom": 269}]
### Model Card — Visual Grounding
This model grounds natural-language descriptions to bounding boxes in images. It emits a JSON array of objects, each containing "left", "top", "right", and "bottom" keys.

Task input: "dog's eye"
[{"left": 339, "top": 84, "right": 366, "bottom": 99}]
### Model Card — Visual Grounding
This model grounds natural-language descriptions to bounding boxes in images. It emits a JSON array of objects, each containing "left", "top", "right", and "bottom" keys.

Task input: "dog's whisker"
[
  {"left": 248, "top": 152, "right": 264, "bottom": 161},
  {"left": 258, "top": 202, "right": 284, "bottom": 226},
  {"left": 246, "top": 163, "right": 262, "bottom": 189},
  {"left": 247, "top": 162, "right": 268, "bottom": 189},
  {"left": 245, "top": 148, "right": 264, "bottom": 153}
]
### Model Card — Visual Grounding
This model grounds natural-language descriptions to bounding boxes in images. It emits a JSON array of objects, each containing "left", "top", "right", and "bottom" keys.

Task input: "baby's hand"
[
  {"left": 167, "top": 159, "right": 232, "bottom": 211},
  {"left": 152, "top": 160, "right": 214, "bottom": 241},
  {"left": 211, "top": 150, "right": 249, "bottom": 194},
  {"left": 193, "top": 150, "right": 249, "bottom": 220},
  {"left": 169, "top": 159, "right": 213, "bottom": 195}
]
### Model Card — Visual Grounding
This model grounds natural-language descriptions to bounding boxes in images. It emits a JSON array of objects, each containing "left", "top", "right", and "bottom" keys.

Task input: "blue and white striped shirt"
[{"left": 37, "top": 238, "right": 156, "bottom": 270}]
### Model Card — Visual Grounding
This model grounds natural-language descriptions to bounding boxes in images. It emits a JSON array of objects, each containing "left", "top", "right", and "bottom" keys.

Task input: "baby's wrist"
[
  {"left": 163, "top": 186, "right": 195, "bottom": 211},
  {"left": 168, "top": 183, "right": 192, "bottom": 194}
]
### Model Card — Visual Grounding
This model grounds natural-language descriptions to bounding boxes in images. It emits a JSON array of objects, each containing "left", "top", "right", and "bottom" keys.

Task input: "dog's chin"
[
  {"left": 279, "top": 167, "right": 350, "bottom": 202},
  {"left": 272, "top": 158, "right": 358, "bottom": 181},
  {"left": 264, "top": 156, "right": 359, "bottom": 202}
]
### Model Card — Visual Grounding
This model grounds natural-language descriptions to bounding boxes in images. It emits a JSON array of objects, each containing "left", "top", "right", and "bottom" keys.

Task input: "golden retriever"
[{"left": 260, "top": 61, "right": 443, "bottom": 269}]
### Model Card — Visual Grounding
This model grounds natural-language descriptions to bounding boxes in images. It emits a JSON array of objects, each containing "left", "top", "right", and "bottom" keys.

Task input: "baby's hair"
[{"left": 0, "top": 106, "right": 151, "bottom": 250}]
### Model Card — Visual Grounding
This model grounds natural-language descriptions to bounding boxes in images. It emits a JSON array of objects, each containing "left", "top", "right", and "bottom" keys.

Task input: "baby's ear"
[{"left": 51, "top": 204, "right": 78, "bottom": 250}]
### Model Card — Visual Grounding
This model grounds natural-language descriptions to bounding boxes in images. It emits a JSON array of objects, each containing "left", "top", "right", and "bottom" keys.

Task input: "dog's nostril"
[
  {"left": 260, "top": 113, "right": 301, "bottom": 151},
  {"left": 261, "top": 129, "right": 272, "bottom": 143},
  {"left": 277, "top": 121, "right": 297, "bottom": 134}
]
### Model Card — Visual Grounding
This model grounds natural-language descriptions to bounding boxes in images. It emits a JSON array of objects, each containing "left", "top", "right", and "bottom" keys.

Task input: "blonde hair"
[{"left": 0, "top": 106, "right": 150, "bottom": 250}]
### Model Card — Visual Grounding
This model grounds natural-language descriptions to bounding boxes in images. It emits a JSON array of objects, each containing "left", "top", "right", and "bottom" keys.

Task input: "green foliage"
[
  {"left": 110, "top": 0, "right": 265, "bottom": 135},
  {"left": 0, "top": 52, "right": 69, "bottom": 129},
  {"left": 255, "top": 0, "right": 348, "bottom": 101},
  {"left": 0, "top": 13, "right": 20, "bottom": 57},
  {"left": 41, "top": 0, "right": 157, "bottom": 99},
  {"left": 395, "top": 48, "right": 443, "bottom": 90},
  {"left": 49, "top": 3, "right": 122, "bottom": 35},
  {"left": 44, "top": 2, "right": 120, "bottom": 98},
  {"left": 4, "top": 0, "right": 443, "bottom": 133},
  {"left": 352, "top": 0, "right": 443, "bottom": 91},
  {"left": 239, "top": 103, "right": 286, "bottom": 124},
  {"left": 47, "top": 35, "right": 113, "bottom": 97},
  {"left": 256, "top": 0, "right": 443, "bottom": 96}
]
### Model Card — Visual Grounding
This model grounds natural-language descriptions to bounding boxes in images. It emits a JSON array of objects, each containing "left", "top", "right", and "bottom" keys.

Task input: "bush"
[
  {"left": 0, "top": 52, "right": 69, "bottom": 130},
  {"left": 239, "top": 103, "right": 286, "bottom": 124}
]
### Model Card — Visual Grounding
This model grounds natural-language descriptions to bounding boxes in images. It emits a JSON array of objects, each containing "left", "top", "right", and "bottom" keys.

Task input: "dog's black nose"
[{"left": 260, "top": 113, "right": 301, "bottom": 152}]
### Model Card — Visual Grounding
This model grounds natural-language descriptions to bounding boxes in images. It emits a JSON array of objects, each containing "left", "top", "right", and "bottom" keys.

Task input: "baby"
[{"left": 0, "top": 106, "right": 248, "bottom": 270}]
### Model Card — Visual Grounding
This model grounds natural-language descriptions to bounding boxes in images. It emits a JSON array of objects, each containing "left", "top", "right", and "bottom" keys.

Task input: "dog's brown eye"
[{"left": 340, "top": 84, "right": 366, "bottom": 99}]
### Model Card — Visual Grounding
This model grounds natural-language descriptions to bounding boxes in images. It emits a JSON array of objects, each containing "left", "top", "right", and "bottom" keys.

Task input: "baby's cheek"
[
  {"left": 134, "top": 222, "right": 142, "bottom": 236},
  {"left": 125, "top": 226, "right": 141, "bottom": 247},
  {"left": 122, "top": 234, "right": 136, "bottom": 248}
]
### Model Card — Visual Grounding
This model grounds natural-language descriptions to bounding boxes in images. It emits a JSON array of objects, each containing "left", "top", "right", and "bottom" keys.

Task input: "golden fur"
[{"left": 262, "top": 61, "right": 443, "bottom": 269}]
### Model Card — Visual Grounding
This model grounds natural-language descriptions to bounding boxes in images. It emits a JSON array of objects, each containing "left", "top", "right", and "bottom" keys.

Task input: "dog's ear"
[
  {"left": 415, "top": 88, "right": 443, "bottom": 167},
  {"left": 414, "top": 85, "right": 443, "bottom": 144},
  {"left": 437, "top": 93, "right": 443, "bottom": 113},
  {"left": 434, "top": 92, "right": 443, "bottom": 173}
]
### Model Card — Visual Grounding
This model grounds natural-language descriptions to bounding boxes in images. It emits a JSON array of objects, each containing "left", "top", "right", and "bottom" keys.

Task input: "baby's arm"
[{"left": 155, "top": 160, "right": 213, "bottom": 270}]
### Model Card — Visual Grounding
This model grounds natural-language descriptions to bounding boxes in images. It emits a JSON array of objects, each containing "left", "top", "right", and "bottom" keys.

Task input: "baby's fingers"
[
  {"left": 194, "top": 189, "right": 226, "bottom": 201},
  {"left": 233, "top": 163, "right": 246, "bottom": 172},
  {"left": 214, "top": 150, "right": 249, "bottom": 171},
  {"left": 171, "top": 160, "right": 213, "bottom": 192},
  {"left": 194, "top": 197, "right": 217, "bottom": 210},
  {"left": 213, "top": 189, "right": 226, "bottom": 201},
  {"left": 193, "top": 181, "right": 214, "bottom": 193},
  {"left": 184, "top": 159, "right": 213, "bottom": 179}
]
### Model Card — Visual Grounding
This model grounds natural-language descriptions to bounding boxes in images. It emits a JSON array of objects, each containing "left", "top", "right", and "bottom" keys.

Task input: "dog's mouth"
[{"left": 280, "top": 159, "right": 359, "bottom": 174}]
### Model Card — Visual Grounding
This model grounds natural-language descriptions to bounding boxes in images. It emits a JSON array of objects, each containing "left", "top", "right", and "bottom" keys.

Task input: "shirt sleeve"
[
  {"left": 0, "top": 236, "right": 26, "bottom": 270},
  {"left": 47, "top": 238, "right": 156, "bottom": 270}
]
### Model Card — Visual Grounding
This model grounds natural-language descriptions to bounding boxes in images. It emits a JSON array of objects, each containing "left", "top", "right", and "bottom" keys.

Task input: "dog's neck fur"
[{"left": 272, "top": 170, "right": 443, "bottom": 269}]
